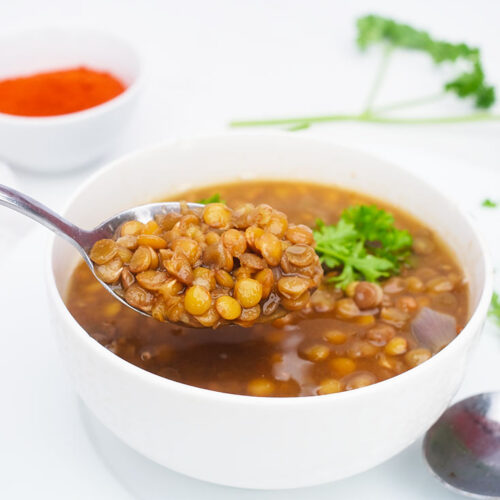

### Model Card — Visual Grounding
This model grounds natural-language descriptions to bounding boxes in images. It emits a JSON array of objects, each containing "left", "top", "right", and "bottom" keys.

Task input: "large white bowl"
[
  {"left": 0, "top": 27, "right": 142, "bottom": 173},
  {"left": 47, "top": 134, "right": 492, "bottom": 489}
]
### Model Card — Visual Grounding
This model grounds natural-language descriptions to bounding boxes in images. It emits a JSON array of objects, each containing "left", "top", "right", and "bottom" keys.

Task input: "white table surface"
[{"left": 1, "top": 1, "right": 500, "bottom": 498}]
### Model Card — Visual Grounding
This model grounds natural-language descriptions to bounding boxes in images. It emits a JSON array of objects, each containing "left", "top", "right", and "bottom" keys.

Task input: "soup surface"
[{"left": 66, "top": 181, "right": 468, "bottom": 397}]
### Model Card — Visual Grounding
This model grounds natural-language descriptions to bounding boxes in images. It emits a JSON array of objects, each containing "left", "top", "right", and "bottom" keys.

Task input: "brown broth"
[{"left": 66, "top": 181, "right": 468, "bottom": 397}]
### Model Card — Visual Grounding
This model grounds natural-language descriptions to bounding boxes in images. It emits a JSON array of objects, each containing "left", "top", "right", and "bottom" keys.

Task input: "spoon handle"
[{"left": 0, "top": 183, "right": 92, "bottom": 254}]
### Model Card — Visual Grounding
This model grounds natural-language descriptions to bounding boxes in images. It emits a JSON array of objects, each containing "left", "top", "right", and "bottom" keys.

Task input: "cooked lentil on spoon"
[{"left": 89, "top": 202, "right": 323, "bottom": 328}]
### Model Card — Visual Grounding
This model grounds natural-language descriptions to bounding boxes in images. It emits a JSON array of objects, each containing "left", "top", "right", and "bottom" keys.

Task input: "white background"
[{"left": 1, "top": 1, "right": 500, "bottom": 499}]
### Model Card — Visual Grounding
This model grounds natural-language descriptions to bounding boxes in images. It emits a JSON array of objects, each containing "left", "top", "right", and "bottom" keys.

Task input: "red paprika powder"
[{"left": 0, "top": 66, "right": 126, "bottom": 117}]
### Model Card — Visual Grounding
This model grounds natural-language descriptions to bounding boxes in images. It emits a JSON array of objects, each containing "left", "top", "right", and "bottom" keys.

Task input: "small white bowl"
[
  {"left": 47, "top": 134, "right": 492, "bottom": 489},
  {"left": 0, "top": 27, "right": 142, "bottom": 173}
]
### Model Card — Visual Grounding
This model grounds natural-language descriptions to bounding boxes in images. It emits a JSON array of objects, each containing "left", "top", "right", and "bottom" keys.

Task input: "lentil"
[
  {"left": 353, "top": 282, "right": 383, "bottom": 310},
  {"left": 302, "top": 344, "right": 330, "bottom": 362},
  {"left": 330, "top": 357, "right": 357, "bottom": 376},
  {"left": 385, "top": 336, "right": 408, "bottom": 356},
  {"left": 404, "top": 348, "right": 432, "bottom": 367},
  {"left": 215, "top": 296, "right": 242, "bottom": 320},
  {"left": 247, "top": 378, "right": 275, "bottom": 397},
  {"left": 324, "top": 330, "right": 348, "bottom": 345},
  {"left": 317, "top": 379, "right": 343, "bottom": 395}
]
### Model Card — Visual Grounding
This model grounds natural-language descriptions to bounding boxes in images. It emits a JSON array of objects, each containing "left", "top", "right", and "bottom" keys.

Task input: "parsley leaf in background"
[
  {"left": 231, "top": 14, "right": 499, "bottom": 129},
  {"left": 357, "top": 15, "right": 477, "bottom": 60},
  {"left": 357, "top": 15, "right": 495, "bottom": 109},
  {"left": 482, "top": 199, "right": 497, "bottom": 208},
  {"left": 198, "top": 193, "right": 225, "bottom": 204},
  {"left": 313, "top": 205, "right": 412, "bottom": 289},
  {"left": 488, "top": 291, "right": 500, "bottom": 326}
]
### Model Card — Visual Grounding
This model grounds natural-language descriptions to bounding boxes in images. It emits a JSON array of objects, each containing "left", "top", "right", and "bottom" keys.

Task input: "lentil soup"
[{"left": 66, "top": 181, "right": 468, "bottom": 397}]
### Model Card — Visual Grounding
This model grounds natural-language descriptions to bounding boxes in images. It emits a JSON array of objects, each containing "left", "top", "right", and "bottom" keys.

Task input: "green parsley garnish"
[
  {"left": 198, "top": 193, "right": 225, "bottom": 204},
  {"left": 482, "top": 199, "right": 497, "bottom": 208},
  {"left": 313, "top": 205, "right": 412, "bottom": 289},
  {"left": 488, "top": 291, "right": 500, "bottom": 326},
  {"left": 231, "top": 14, "right": 499, "bottom": 129},
  {"left": 357, "top": 15, "right": 495, "bottom": 109}
]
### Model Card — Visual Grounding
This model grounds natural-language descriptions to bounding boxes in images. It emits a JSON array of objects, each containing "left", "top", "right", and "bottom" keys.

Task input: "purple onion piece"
[{"left": 411, "top": 307, "right": 457, "bottom": 354}]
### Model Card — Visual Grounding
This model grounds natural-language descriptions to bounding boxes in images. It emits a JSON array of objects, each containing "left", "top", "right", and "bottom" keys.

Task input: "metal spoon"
[
  {"left": 0, "top": 183, "right": 204, "bottom": 320},
  {"left": 423, "top": 391, "right": 500, "bottom": 498}
]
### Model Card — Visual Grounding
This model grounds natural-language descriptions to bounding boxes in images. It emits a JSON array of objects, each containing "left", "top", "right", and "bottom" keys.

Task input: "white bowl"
[
  {"left": 47, "top": 134, "right": 492, "bottom": 489},
  {"left": 0, "top": 27, "right": 142, "bottom": 173}
]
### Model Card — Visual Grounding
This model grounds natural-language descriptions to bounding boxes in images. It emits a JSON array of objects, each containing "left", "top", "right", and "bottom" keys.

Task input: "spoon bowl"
[
  {"left": 423, "top": 391, "right": 500, "bottom": 499},
  {"left": 0, "top": 183, "right": 204, "bottom": 320},
  {"left": 74, "top": 201, "right": 206, "bottom": 318}
]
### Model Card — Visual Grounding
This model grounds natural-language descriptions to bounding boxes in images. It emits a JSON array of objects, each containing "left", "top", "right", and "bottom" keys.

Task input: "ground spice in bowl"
[{"left": 0, "top": 66, "right": 126, "bottom": 117}]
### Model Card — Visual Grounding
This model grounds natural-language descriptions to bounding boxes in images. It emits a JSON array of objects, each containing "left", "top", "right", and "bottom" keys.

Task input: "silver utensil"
[
  {"left": 0, "top": 183, "right": 203, "bottom": 320},
  {"left": 423, "top": 391, "right": 500, "bottom": 499}
]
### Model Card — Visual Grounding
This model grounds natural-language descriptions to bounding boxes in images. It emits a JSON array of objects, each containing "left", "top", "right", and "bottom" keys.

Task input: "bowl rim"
[
  {"left": 0, "top": 26, "right": 143, "bottom": 126},
  {"left": 46, "top": 132, "right": 494, "bottom": 406}
]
